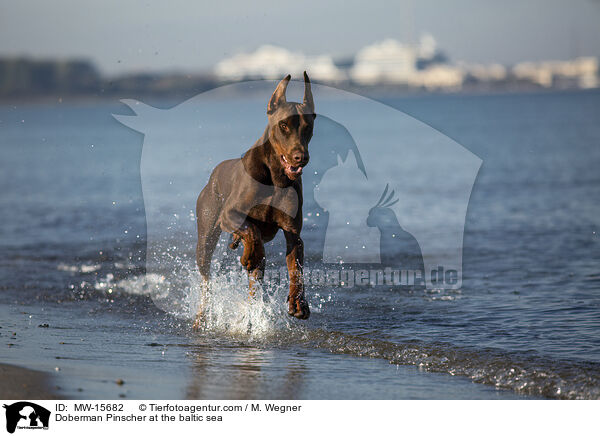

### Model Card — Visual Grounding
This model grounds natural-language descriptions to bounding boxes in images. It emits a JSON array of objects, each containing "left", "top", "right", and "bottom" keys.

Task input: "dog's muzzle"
[{"left": 281, "top": 154, "right": 307, "bottom": 178}]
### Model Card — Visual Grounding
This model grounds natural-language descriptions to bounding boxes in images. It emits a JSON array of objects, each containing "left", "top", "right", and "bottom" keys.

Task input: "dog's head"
[{"left": 267, "top": 72, "right": 316, "bottom": 181}]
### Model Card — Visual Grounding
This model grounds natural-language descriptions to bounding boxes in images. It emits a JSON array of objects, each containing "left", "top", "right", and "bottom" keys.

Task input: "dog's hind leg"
[
  {"left": 247, "top": 241, "right": 265, "bottom": 299},
  {"left": 235, "top": 223, "right": 265, "bottom": 298},
  {"left": 219, "top": 206, "right": 266, "bottom": 298}
]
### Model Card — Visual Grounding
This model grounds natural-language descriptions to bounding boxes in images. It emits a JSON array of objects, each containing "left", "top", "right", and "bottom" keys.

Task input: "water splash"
[
  {"left": 188, "top": 268, "right": 294, "bottom": 338},
  {"left": 91, "top": 258, "right": 297, "bottom": 340}
]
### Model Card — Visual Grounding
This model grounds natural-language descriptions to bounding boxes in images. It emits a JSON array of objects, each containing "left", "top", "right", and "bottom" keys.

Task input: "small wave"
[
  {"left": 58, "top": 262, "right": 101, "bottom": 273},
  {"left": 296, "top": 329, "right": 600, "bottom": 399},
  {"left": 93, "top": 272, "right": 168, "bottom": 298},
  {"left": 113, "top": 261, "right": 139, "bottom": 271}
]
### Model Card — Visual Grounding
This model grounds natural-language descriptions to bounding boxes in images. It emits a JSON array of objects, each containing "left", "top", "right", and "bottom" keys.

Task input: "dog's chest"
[{"left": 247, "top": 183, "right": 300, "bottom": 222}]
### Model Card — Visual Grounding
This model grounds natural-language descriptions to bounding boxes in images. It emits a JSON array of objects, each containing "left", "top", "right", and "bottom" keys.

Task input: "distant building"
[
  {"left": 350, "top": 39, "right": 417, "bottom": 85},
  {"left": 349, "top": 36, "right": 461, "bottom": 90},
  {"left": 416, "top": 33, "right": 449, "bottom": 70},
  {"left": 410, "top": 64, "right": 464, "bottom": 90},
  {"left": 459, "top": 62, "right": 508, "bottom": 82},
  {"left": 512, "top": 57, "right": 598, "bottom": 88},
  {"left": 214, "top": 45, "right": 342, "bottom": 82}
]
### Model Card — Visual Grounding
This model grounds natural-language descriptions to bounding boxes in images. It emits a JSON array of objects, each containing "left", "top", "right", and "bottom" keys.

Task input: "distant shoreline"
[{"left": 1, "top": 84, "right": 598, "bottom": 106}]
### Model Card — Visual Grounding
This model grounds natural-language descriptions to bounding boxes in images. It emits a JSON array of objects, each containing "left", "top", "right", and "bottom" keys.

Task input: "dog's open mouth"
[{"left": 280, "top": 155, "right": 304, "bottom": 178}]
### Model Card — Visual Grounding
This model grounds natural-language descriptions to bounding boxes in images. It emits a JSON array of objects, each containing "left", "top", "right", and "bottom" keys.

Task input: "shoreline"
[
  {"left": 0, "top": 85, "right": 597, "bottom": 106},
  {"left": 0, "top": 363, "right": 64, "bottom": 400}
]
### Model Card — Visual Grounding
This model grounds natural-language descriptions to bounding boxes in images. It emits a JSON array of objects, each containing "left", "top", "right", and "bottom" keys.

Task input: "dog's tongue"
[{"left": 285, "top": 165, "right": 302, "bottom": 178}]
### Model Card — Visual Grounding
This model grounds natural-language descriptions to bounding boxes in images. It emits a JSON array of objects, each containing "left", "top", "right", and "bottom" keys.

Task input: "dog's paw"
[
  {"left": 240, "top": 242, "right": 265, "bottom": 271},
  {"left": 240, "top": 243, "right": 252, "bottom": 268},
  {"left": 288, "top": 296, "right": 310, "bottom": 320}
]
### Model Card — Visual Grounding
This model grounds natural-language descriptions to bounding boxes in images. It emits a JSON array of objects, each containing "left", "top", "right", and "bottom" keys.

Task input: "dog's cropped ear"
[
  {"left": 267, "top": 74, "right": 291, "bottom": 115},
  {"left": 303, "top": 71, "right": 315, "bottom": 116}
]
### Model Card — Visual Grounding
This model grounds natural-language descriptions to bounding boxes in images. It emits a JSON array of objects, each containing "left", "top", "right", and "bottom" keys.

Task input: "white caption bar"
[{"left": 0, "top": 400, "right": 596, "bottom": 436}]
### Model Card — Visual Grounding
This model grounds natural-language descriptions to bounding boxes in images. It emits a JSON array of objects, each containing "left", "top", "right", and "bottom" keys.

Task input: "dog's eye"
[{"left": 279, "top": 122, "right": 289, "bottom": 132}]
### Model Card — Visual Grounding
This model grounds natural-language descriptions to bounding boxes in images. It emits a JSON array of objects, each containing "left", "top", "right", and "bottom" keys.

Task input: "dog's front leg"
[{"left": 284, "top": 231, "right": 310, "bottom": 319}]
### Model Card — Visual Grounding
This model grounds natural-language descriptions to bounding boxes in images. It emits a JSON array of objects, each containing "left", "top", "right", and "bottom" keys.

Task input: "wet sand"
[{"left": 0, "top": 363, "right": 64, "bottom": 400}]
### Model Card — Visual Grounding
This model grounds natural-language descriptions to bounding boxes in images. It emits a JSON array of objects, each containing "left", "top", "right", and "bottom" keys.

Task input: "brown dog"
[{"left": 195, "top": 72, "right": 315, "bottom": 324}]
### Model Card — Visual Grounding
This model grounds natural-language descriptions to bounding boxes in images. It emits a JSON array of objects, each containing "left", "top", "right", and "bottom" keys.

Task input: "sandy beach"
[{"left": 0, "top": 363, "right": 63, "bottom": 400}]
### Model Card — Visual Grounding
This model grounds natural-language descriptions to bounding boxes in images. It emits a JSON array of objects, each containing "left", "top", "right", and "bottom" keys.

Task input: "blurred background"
[{"left": 1, "top": 0, "right": 600, "bottom": 100}]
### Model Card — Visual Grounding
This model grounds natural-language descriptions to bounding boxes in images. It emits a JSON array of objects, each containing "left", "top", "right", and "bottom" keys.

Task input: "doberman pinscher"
[{"left": 195, "top": 72, "right": 315, "bottom": 324}]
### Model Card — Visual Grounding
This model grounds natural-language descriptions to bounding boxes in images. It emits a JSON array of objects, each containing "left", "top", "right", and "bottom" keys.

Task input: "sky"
[{"left": 1, "top": 0, "right": 600, "bottom": 76}]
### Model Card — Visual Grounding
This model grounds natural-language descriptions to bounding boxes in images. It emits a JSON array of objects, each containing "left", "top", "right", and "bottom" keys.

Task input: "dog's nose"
[{"left": 292, "top": 152, "right": 305, "bottom": 164}]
